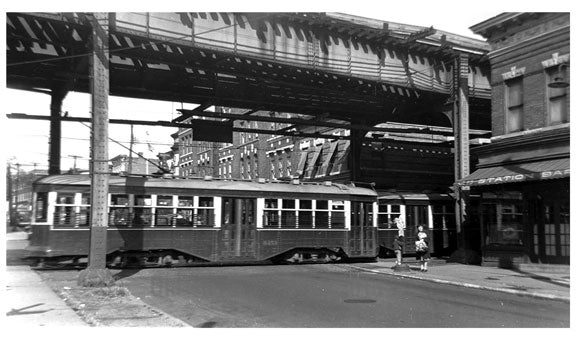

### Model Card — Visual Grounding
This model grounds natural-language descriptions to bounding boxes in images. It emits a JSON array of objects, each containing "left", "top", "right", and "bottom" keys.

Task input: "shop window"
[
  {"left": 506, "top": 78, "right": 524, "bottom": 133},
  {"left": 482, "top": 201, "right": 523, "bottom": 245},
  {"left": 559, "top": 203, "right": 570, "bottom": 256}
]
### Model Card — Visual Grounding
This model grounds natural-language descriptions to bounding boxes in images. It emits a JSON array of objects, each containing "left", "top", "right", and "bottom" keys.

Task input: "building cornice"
[{"left": 474, "top": 124, "right": 570, "bottom": 156}]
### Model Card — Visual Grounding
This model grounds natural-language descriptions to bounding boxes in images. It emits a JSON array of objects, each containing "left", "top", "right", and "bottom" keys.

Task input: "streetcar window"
[
  {"left": 283, "top": 199, "right": 295, "bottom": 209},
  {"left": 155, "top": 208, "right": 174, "bottom": 226},
  {"left": 135, "top": 195, "right": 152, "bottom": 206},
  {"left": 175, "top": 209, "right": 194, "bottom": 226},
  {"left": 81, "top": 193, "right": 90, "bottom": 205},
  {"left": 332, "top": 201, "right": 346, "bottom": 228},
  {"left": 157, "top": 196, "right": 173, "bottom": 206},
  {"left": 79, "top": 207, "right": 90, "bottom": 227},
  {"left": 109, "top": 207, "right": 130, "bottom": 227},
  {"left": 222, "top": 198, "right": 236, "bottom": 224},
  {"left": 79, "top": 193, "right": 90, "bottom": 227},
  {"left": 111, "top": 194, "right": 129, "bottom": 206},
  {"left": 265, "top": 199, "right": 278, "bottom": 209},
  {"left": 315, "top": 211, "right": 329, "bottom": 227},
  {"left": 316, "top": 200, "right": 328, "bottom": 210},
  {"left": 57, "top": 193, "right": 75, "bottom": 204},
  {"left": 299, "top": 200, "right": 313, "bottom": 227},
  {"left": 377, "top": 203, "right": 401, "bottom": 228},
  {"left": 110, "top": 194, "right": 130, "bottom": 227},
  {"left": 263, "top": 199, "right": 279, "bottom": 227},
  {"left": 34, "top": 192, "right": 48, "bottom": 222},
  {"left": 133, "top": 207, "right": 152, "bottom": 227},
  {"left": 54, "top": 193, "right": 76, "bottom": 228},
  {"left": 199, "top": 197, "right": 213, "bottom": 207},
  {"left": 197, "top": 197, "right": 215, "bottom": 227},
  {"left": 332, "top": 201, "right": 345, "bottom": 210},
  {"left": 300, "top": 200, "right": 312, "bottom": 209},
  {"left": 281, "top": 199, "right": 296, "bottom": 227},
  {"left": 178, "top": 196, "right": 194, "bottom": 207}
]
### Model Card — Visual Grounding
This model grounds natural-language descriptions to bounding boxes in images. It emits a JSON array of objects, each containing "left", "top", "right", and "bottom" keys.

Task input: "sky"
[{"left": 2, "top": 0, "right": 573, "bottom": 172}]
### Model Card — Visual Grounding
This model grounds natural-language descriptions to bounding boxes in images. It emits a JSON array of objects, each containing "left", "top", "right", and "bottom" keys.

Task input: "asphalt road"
[{"left": 116, "top": 264, "right": 569, "bottom": 328}]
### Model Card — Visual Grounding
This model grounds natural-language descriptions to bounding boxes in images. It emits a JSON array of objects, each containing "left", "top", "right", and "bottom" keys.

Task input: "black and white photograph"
[{"left": 1, "top": 0, "right": 572, "bottom": 336}]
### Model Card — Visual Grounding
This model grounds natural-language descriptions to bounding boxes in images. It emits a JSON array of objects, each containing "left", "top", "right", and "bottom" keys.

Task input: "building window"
[
  {"left": 547, "top": 66, "right": 569, "bottom": 125},
  {"left": 505, "top": 77, "right": 524, "bottom": 133}
]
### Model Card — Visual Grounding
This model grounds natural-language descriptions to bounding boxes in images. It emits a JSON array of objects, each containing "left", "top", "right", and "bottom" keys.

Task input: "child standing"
[{"left": 415, "top": 224, "right": 430, "bottom": 272}]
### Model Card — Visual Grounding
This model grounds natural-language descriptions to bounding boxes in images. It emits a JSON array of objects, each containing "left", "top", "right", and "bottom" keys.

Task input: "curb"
[{"left": 347, "top": 264, "right": 570, "bottom": 303}]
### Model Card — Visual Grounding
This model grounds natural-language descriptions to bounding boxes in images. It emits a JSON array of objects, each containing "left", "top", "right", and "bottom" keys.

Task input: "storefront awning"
[{"left": 458, "top": 158, "right": 569, "bottom": 186}]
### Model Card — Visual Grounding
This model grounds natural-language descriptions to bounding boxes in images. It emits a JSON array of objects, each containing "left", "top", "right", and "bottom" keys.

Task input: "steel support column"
[
  {"left": 452, "top": 54, "right": 471, "bottom": 249},
  {"left": 48, "top": 89, "right": 67, "bottom": 175},
  {"left": 349, "top": 127, "right": 364, "bottom": 181},
  {"left": 78, "top": 12, "right": 114, "bottom": 287}
]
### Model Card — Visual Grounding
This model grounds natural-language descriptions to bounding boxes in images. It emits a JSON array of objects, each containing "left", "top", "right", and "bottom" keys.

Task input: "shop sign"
[{"left": 462, "top": 169, "right": 569, "bottom": 186}]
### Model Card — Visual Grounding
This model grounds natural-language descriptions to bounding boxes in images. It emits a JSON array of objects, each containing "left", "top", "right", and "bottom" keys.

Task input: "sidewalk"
[
  {"left": 348, "top": 258, "right": 570, "bottom": 302},
  {"left": 2, "top": 231, "right": 86, "bottom": 327}
]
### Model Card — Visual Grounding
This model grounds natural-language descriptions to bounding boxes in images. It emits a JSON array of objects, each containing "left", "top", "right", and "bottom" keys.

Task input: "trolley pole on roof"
[{"left": 78, "top": 12, "right": 114, "bottom": 287}]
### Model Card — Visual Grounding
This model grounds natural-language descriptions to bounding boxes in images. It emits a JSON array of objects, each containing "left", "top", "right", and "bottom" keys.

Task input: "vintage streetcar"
[{"left": 26, "top": 174, "right": 379, "bottom": 268}]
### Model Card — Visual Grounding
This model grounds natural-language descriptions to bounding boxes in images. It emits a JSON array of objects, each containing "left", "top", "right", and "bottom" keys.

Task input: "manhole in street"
[{"left": 343, "top": 299, "right": 377, "bottom": 304}]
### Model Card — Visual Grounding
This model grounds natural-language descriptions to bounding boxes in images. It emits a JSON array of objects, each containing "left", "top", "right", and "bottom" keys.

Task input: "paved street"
[{"left": 116, "top": 264, "right": 569, "bottom": 328}]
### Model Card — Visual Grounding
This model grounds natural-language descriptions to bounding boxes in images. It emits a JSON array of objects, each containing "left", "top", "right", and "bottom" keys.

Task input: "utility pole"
[
  {"left": 14, "top": 163, "right": 21, "bottom": 230},
  {"left": 128, "top": 124, "right": 134, "bottom": 173},
  {"left": 7, "top": 163, "right": 14, "bottom": 229},
  {"left": 68, "top": 155, "right": 81, "bottom": 173}
]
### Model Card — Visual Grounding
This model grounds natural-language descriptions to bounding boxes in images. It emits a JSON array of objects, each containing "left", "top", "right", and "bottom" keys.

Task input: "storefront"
[{"left": 461, "top": 157, "right": 570, "bottom": 267}]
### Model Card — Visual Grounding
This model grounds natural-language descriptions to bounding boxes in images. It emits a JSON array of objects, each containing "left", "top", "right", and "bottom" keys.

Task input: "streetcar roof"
[{"left": 34, "top": 174, "right": 377, "bottom": 199}]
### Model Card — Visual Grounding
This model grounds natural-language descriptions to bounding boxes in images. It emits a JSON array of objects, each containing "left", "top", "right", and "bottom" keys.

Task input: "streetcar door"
[
  {"left": 349, "top": 201, "right": 376, "bottom": 257},
  {"left": 221, "top": 197, "right": 257, "bottom": 260}
]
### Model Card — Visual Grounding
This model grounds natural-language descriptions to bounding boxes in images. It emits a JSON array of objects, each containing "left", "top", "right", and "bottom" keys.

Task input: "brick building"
[
  {"left": 110, "top": 154, "right": 163, "bottom": 175},
  {"left": 465, "top": 13, "right": 570, "bottom": 266}
]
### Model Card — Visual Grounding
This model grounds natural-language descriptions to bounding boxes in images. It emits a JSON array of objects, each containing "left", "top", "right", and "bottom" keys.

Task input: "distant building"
[
  {"left": 110, "top": 154, "right": 164, "bottom": 175},
  {"left": 467, "top": 13, "right": 570, "bottom": 266}
]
